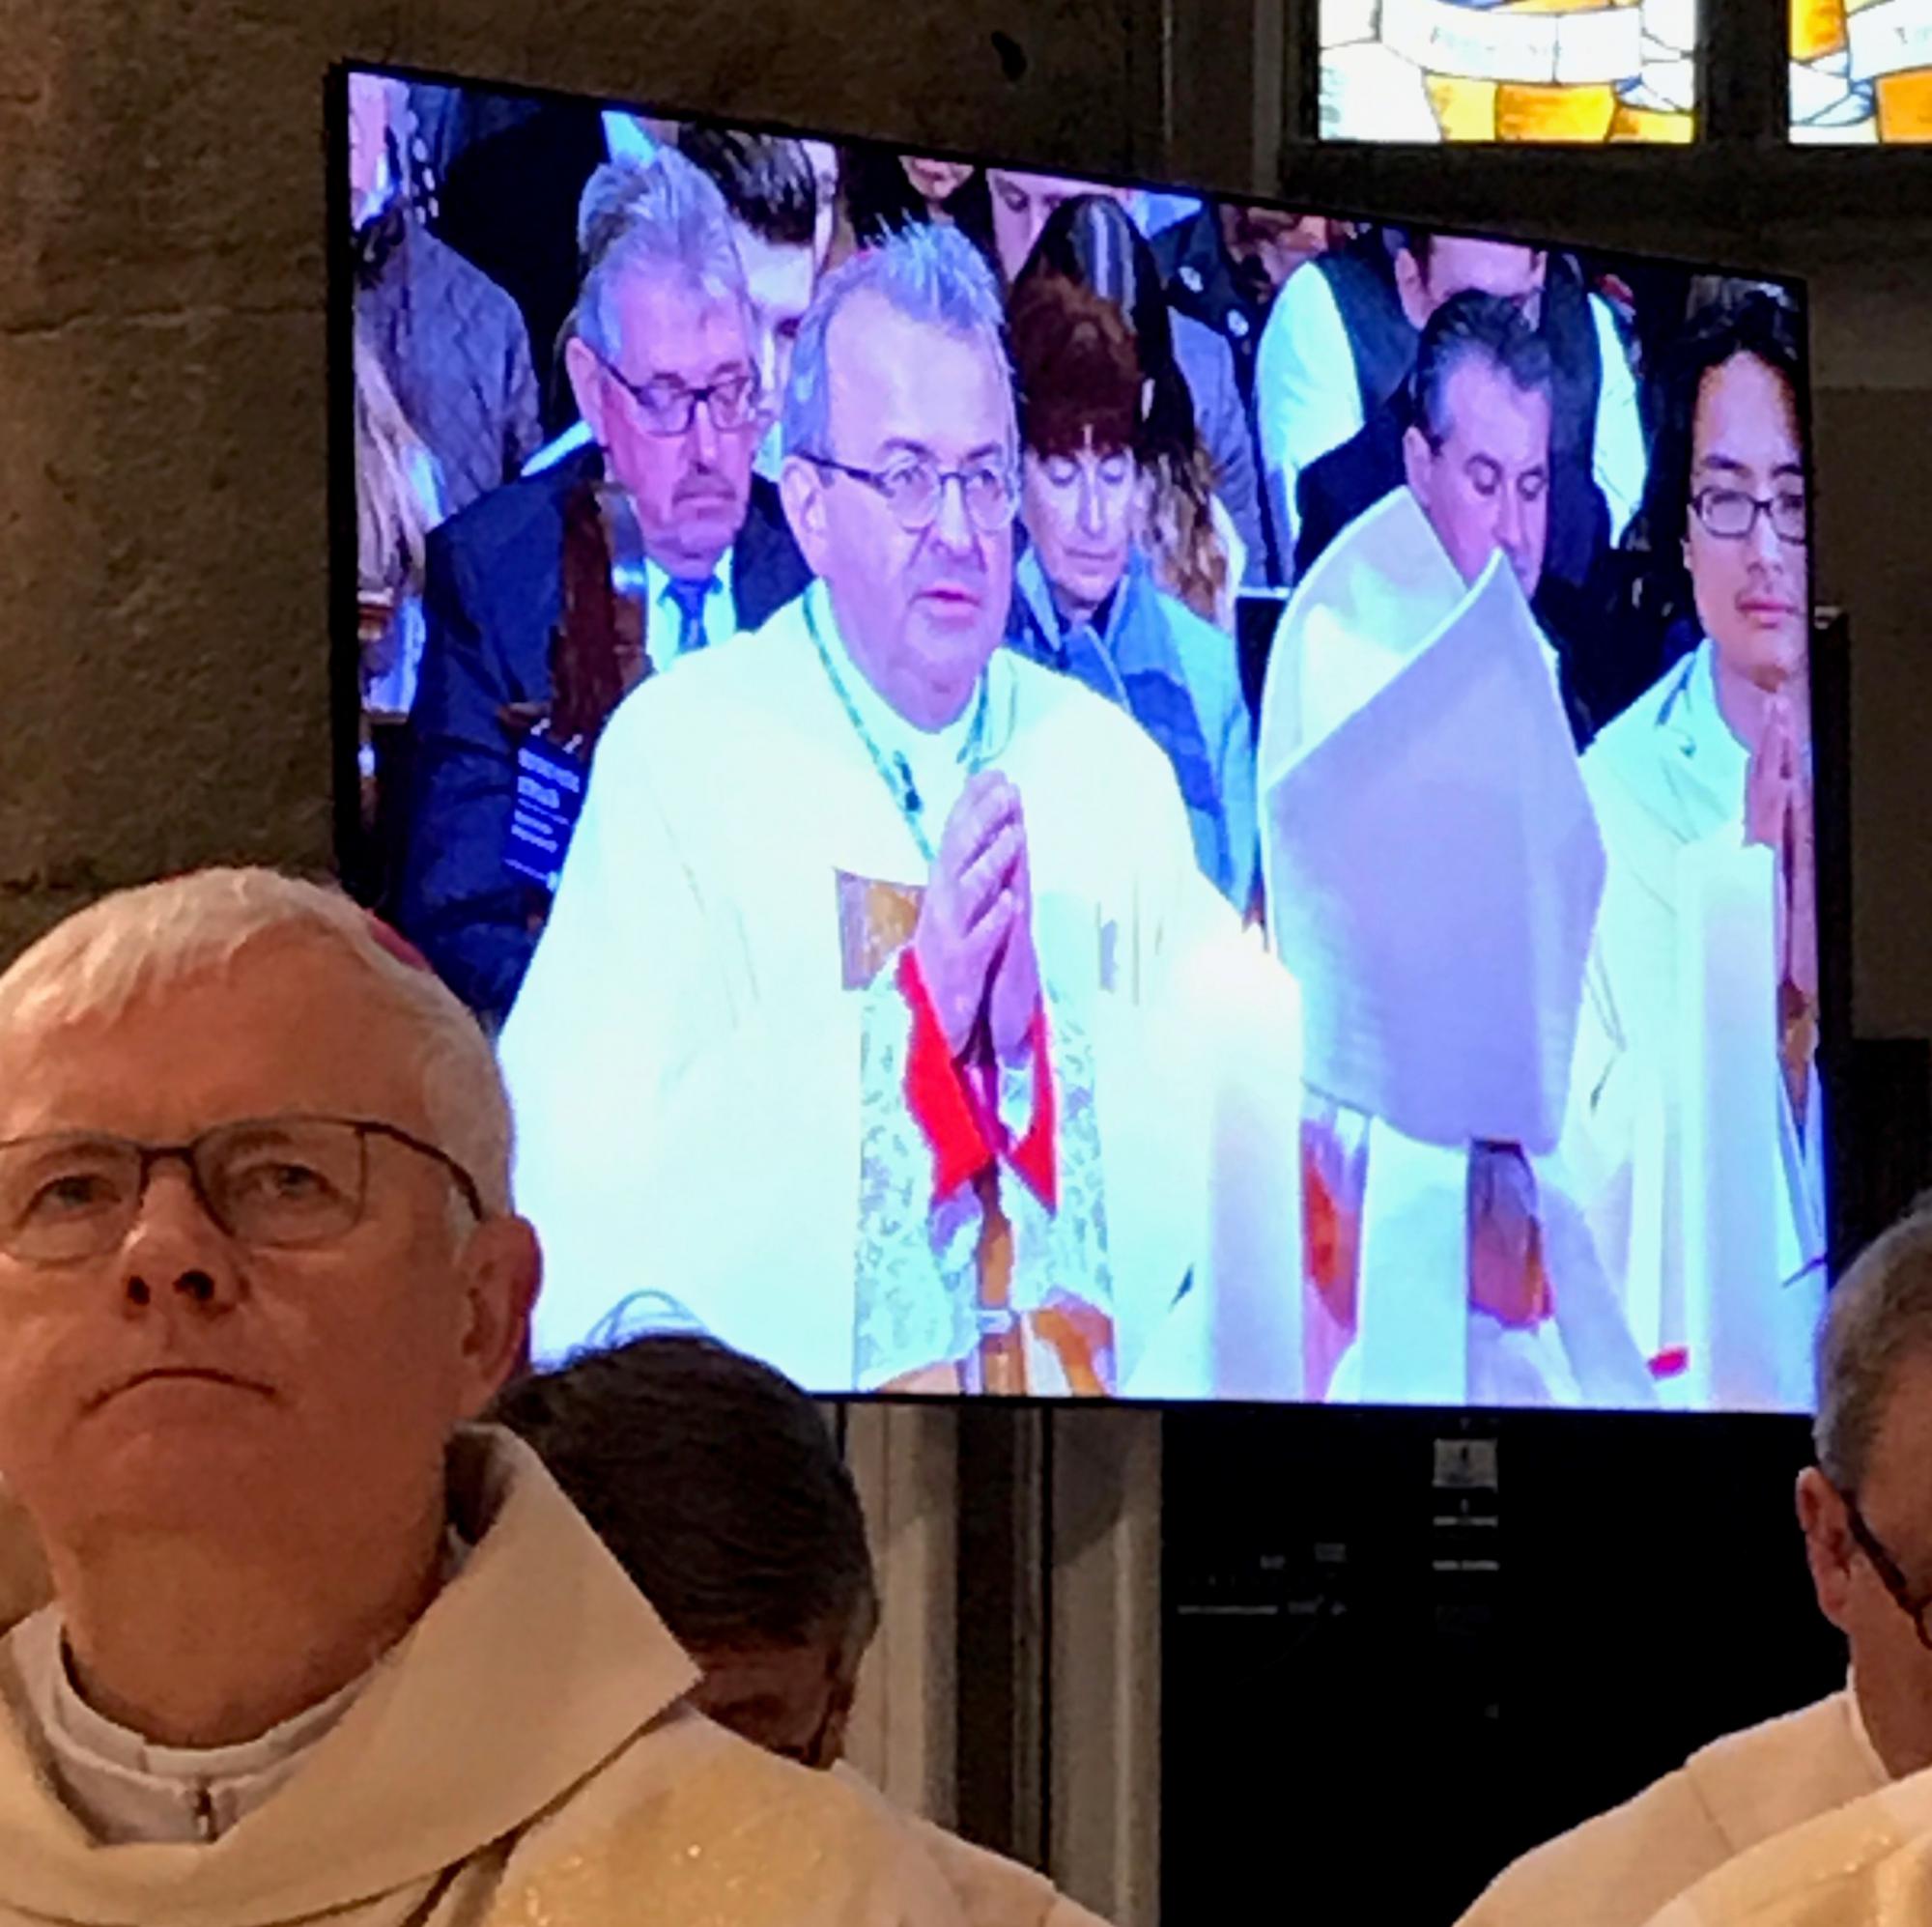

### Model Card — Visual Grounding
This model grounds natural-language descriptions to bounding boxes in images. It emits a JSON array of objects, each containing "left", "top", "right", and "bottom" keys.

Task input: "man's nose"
[
  {"left": 1747, "top": 501, "right": 1782, "bottom": 564},
  {"left": 1077, "top": 473, "right": 1107, "bottom": 537},
  {"left": 687, "top": 396, "right": 722, "bottom": 468},
  {"left": 118, "top": 1166, "right": 242, "bottom": 1314},
  {"left": 927, "top": 473, "right": 977, "bottom": 553},
  {"left": 1496, "top": 486, "right": 1526, "bottom": 551}
]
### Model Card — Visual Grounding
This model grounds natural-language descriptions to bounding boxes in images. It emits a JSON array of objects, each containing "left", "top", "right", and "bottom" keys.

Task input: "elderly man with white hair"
[
  {"left": 1462, "top": 1201, "right": 1932, "bottom": 1927},
  {"left": 0, "top": 867, "right": 963, "bottom": 1927}
]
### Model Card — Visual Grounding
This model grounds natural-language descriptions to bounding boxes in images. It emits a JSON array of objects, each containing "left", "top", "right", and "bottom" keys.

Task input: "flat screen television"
[{"left": 331, "top": 62, "right": 1836, "bottom": 1410}]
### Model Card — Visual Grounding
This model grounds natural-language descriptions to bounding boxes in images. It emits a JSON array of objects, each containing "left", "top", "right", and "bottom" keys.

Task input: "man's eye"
[
  {"left": 1045, "top": 458, "right": 1079, "bottom": 488},
  {"left": 26, "top": 1173, "right": 119, "bottom": 1220},
  {"left": 1520, "top": 471, "right": 1548, "bottom": 502}
]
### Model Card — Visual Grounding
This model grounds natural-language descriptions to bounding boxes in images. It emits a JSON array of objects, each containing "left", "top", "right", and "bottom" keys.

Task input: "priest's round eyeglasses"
[
  {"left": 1690, "top": 486, "right": 1807, "bottom": 546},
  {"left": 595, "top": 353, "right": 762, "bottom": 438},
  {"left": 0, "top": 1115, "right": 484, "bottom": 1265},
  {"left": 805, "top": 451, "right": 1019, "bottom": 534},
  {"left": 1842, "top": 1490, "right": 1932, "bottom": 1653}
]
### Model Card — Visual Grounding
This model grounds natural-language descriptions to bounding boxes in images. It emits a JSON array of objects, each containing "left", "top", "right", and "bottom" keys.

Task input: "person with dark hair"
[
  {"left": 1014, "top": 194, "right": 1248, "bottom": 628},
  {"left": 1255, "top": 223, "right": 1644, "bottom": 589},
  {"left": 676, "top": 128, "right": 820, "bottom": 480},
  {"left": 1005, "top": 270, "right": 1256, "bottom": 913},
  {"left": 989, "top": 175, "right": 1265, "bottom": 603},
  {"left": 1562, "top": 285, "right": 1825, "bottom": 1414},
  {"left": 1252, "top": 290, "right": 1653, "bottom": 1412},
  {"left": 492, "top": 1335, "right": 1111, "bottom": 1924}
]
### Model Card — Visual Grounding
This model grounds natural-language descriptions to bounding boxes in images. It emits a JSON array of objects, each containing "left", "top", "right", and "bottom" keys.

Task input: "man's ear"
[
  {"left": 1402, "top": 421, "right": 1434, "bottom": 506},
  {"left": 1797, "top": 1466, "right": 1859, "bottom": 1633},
  {"left": 564, "top": 337, "right": 610, "bottom": 448},
  {"left": 780, "top": 454, "right": 828, "bottom": 574},
  {"left": 453, "top": 1215, "right": 542, "bottom": 1419},
  {"left": 1394, "top": 246, "right": 1430, "bottom": 329}
]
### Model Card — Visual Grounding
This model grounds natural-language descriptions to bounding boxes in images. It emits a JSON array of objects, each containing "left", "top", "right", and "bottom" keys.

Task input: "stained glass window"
[
  {"left": 1792, "top": 0, "right": 1932, "bottom": 139},
  {"left": 1319, "top": 0, "right": 1698, "bottom": 142}
]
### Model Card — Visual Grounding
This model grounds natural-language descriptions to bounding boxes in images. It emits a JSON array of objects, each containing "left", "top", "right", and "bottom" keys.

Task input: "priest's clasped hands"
[
  {"left": 913, "top": 771, "right": 1041, "bottom": 1064},
  {"left": 1745, "top": 687, "right": 1817, "bottom": 1006}
]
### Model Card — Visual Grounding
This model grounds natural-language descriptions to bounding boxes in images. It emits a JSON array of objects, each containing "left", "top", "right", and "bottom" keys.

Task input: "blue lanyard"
[{"left": 802, "top": 591, "right": 990, "bottom": 868}]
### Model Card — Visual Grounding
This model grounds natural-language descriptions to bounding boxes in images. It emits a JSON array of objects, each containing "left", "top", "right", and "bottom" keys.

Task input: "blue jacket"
[{"left": 1007, "top": 546, "right": 1257, "bottom": 914}]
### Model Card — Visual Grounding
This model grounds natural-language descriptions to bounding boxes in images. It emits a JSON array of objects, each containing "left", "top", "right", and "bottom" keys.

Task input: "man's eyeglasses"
[
  {"left": 805, "top": 452, "right": 1019, "bottom": 534},
  {"left": 595, "top": 353, "right": 761, "bottom": 437},
  {"left": 1842, "top": 1488, "right": 1932, "bottom": 1653},
  {"left": 1691, "top": 486, "right": 1807, "bottom": 547},
  {"left": 0, "top": 1115, "right": 485, "bottom": 1265}
]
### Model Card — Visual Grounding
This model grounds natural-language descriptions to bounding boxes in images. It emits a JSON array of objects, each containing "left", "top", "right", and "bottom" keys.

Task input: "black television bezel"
[{"left": 326, "top": 57, "right": 1842, "bottom": 1423}]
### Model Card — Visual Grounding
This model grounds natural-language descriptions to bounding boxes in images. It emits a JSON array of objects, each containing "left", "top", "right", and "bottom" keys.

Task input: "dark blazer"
[{"left": 396, "top": 450, "right": 810, "bottom": 1022}]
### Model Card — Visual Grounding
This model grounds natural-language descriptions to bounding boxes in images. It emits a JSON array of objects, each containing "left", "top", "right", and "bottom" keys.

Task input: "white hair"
[
  {"left": 0, "top": 868, "right": 511, "bottom": 1216},
  {"left": 1816, "top": 1201, "right": 1932, "bottom": 1491},
  {"left": 573, "top": 151, "right": 748, "bottom": 363},
  {"left": 781, "top": 220, "right": 1014, "bottom": 462}
]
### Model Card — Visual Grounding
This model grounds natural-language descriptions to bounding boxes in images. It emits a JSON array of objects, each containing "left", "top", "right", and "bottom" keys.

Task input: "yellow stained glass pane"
[
  {"left": 1321, "top": 0, "right": 1699, "bottom": 142},
  {"left": 1792, "top": 0, "right": 1932, "bottom": 140}
]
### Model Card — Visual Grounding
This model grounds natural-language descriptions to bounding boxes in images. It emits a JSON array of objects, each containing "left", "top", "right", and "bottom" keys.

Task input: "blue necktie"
[{"left": 665, "top": 576, "right": 715, "bottom": 660}]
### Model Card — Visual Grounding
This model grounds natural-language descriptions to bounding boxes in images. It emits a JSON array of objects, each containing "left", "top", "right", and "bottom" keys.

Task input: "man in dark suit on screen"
[{"left": 399, "top": 151, "right": 810, "bottom": 1024}]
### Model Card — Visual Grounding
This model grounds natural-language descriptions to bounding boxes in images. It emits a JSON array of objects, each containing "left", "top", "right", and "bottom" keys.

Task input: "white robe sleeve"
[
  {"left": 1590, "top": 292, "right": 1647, "bottom": 546},
  {"left": 1254, "top": 266, "right": 1365, "bottom": 574},
  {"left": 497, "top": 697, "right": 748, "bottom": 1362}
]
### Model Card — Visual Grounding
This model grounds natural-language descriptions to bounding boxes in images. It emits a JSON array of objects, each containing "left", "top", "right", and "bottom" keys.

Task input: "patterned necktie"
[{"left": 664, "top": 576, "right": 715, "bottom": 660}]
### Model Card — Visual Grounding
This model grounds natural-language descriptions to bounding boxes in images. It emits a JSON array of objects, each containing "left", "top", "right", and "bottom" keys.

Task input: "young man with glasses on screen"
[
  {"left": 1463, "top": 1203, "right": 1932, "bottom": 1927},
  {"left": 498, "top": 221, "right": 1299, "bottom": 1402},
  {"left": 1560, "top": 287, "right": 1825, "bottom": 1417},
  {"left": 398, "top": 151, "right": 810, "bottom": 1026},
  {"left": 0, "top": 868, "right": 961, "bottom": 1927}
]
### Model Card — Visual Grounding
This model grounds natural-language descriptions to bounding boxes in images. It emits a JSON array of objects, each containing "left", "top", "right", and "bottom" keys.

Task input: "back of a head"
[
  {"left": 1815, "top": 1203, "right": 1932, "bottom": 1494},
  {"left": 1412, "top": 289, "right": 1553, "bottom": 448},
  {"left": 675, "top": 126, "right": 816, "bottom": 250},
  {"left": 573, "top": 150, "right": 748, "bottom": 361},
  {"left": 492, "top": 1335, "right": 879, "bottom": 1657}
]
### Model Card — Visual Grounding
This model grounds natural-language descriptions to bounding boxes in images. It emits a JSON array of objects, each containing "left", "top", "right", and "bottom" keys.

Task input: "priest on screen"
[
  {"left": 1559, "top": 286, "right": 1826, "bottom": 1415},
  {"left": 1256, "top": 291, "right": 1653, "bottom": 1409},
  {"left": 498, "top": 222, "right": 1303, "bottom": 1401}
]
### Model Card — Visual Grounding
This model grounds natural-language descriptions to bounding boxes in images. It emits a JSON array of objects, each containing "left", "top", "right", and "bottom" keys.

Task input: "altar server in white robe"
[
  {"left": 501, "top": 221, "right": 1303, "bottom": 1401},
  {"left": 1463, "top": 1204, "right": 1932, "bottom": 1926},
  {"left": 1563, "top": 286, "right": 1825, "bottom": 1413},
  {"left": 1258, "top": 291, "right": 1653, "bottom": 1409}
]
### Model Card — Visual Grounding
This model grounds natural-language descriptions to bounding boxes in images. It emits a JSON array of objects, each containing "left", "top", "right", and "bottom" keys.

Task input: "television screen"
[{"left": 335, "top": 63, "right": 1828, "bottom": 1409}]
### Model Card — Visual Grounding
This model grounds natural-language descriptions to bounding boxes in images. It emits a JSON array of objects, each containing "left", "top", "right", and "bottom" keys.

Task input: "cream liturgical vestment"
[
  {"left": 1460, "top": 1689, "right": 1889, "bottom": 1927},
  {"left": 0, "top": 1430, "right": 965, "bottom": 1927},
  {"left": 501, "top": 581, "right": 1303, "bottom": 1400},
  {"left": 1257, "top": 487, "right": 1652, "bottom": 1409},
  {"left": 1564, "top": 640, "right": 1827, "bottom": 1412}
]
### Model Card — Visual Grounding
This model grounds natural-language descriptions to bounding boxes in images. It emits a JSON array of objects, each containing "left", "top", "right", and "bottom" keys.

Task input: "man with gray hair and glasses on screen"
[
  {"left": 1462, "top": 1202, "right": 1932, "bottom": 1927},
  {"left": 400, "top": 150, "right": 809, "bottom": 1025},
  {"left": 501, "top": 220, "right": 1304, "bottom": 1402},
  {"left": 0, "top": 866, "right": 963, "bottom": 1927}
]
